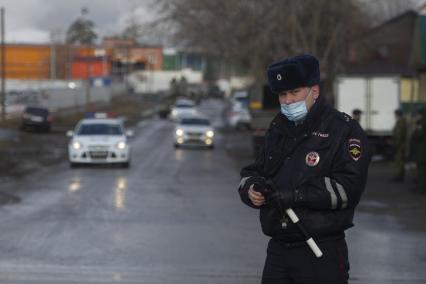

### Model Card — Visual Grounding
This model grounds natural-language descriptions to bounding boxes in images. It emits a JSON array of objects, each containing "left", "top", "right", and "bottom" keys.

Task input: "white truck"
[{"left": 334, "top": 76, "right": 400, "bottom": 156}]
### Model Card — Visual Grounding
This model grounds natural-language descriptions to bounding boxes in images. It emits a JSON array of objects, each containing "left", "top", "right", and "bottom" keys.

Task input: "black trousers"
[{"left": 261, "top": 238, "right": 349, "bottom": 284}]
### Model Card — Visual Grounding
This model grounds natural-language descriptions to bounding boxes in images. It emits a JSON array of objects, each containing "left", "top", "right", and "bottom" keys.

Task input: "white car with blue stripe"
[{"left": 67, "top": 116, "right": 133, "bottom": 168}]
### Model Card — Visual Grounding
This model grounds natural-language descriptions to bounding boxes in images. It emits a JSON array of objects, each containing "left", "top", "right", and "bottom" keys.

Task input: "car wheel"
[
  {"left": 70, "top": 162, "right": 79, "bottom": 168},
  {"left": 122, "top": 162, "right": 130, "bottom": 168},
  {"left": 208, "top": 145, "right": 215, "bottom": 150},
  {"left": 174, "top": 143, "right": 180, "bottom": 148}
]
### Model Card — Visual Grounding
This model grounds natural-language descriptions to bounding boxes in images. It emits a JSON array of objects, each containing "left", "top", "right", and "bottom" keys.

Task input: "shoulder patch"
[{"left": 348, "top": 138, "right": 362, "bottom": 161}]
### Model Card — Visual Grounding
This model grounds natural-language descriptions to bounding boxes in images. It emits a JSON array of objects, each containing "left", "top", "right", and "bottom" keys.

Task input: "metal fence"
[{"left": 1, "top": 79, "right": 127, "bottom": 117}]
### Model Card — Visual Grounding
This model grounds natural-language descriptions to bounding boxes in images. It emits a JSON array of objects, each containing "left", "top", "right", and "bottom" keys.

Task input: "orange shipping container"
[
  {"left": 71, "top": 58, "right": 111, "bottom": 79},
  {"left": 4, "top": 44, "right": 50, "bottom": 79}
]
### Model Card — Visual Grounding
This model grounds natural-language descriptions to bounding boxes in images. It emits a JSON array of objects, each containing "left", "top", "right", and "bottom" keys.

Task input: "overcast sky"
[
  {"left": 0, "top": 0, "right": 424, "bottom": 45},
  {"left": 0, "top": 0, "right": 155, "bottom": 44}
]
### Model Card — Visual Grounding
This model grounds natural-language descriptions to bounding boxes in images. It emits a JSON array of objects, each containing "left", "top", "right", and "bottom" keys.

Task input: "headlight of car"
[
  {"left": 116, "top": 141, "right": 127, "bottom": 150},
  {"left": 72, "top": 141, "right": 82, "bottom": 150},
  {"left": 176, "top": 129, "right": 184, "bottom": 136},
  {"left": 206, "top": 130, "right": 214, "bottom": 138},
  {"left": 171, "top": 110, "right": 178, "bottom": 116}
]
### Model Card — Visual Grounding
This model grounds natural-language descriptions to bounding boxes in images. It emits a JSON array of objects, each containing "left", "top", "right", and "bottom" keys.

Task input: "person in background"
[
  {"left": 391, "top": 109, "right": 407, "bottom": 182},
  {"left": 352, "top": 109, "right": 362, "bottom": 125},
  {"left": 411, "top": 108, "right": 426, "bottom": 192}
]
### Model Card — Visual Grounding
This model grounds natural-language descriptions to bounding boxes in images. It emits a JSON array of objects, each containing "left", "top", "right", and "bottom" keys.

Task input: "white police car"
[
  {"left": 67, "top": 114, "right": 133, "bottom": 168},
  {"left": 170, "top": 99, "right": 198, "bottom": 121},
  {"left": 174, "top": 116, "right": 215, "bottom": 149}
]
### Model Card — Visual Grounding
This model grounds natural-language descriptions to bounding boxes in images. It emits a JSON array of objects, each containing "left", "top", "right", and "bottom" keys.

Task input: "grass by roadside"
[{"left": 0, "top": 117, "right": 20, "bottom": 129}]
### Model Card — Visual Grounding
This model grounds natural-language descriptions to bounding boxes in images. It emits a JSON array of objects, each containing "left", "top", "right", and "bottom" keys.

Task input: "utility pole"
[
  {"left": 124, "top": 44, "right": 130, "bottom": 93},
  {"left": 85, "top": 58, "right": 91, "bottom": 111},
  {"left": 1, "top": 7, "right": 5, "bottom": 122},
  {"left": 49, "top": 30, "right": 58, "bottom": 80}
]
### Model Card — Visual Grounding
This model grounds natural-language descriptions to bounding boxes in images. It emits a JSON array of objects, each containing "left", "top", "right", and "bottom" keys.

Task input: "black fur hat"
[{"left": 267, "top": 54, "right": 320, "bottom": 94}]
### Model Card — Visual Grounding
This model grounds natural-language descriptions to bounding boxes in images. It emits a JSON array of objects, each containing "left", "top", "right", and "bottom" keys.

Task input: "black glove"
[
  {"left": 266, "top": 188, "right": 295, "bottom": 210},
  {"left": 244, "top": 178, "right": 296, "bottom": 209},
  {"left": 246, "top": 176, "right": 269, "bottom": 195}
]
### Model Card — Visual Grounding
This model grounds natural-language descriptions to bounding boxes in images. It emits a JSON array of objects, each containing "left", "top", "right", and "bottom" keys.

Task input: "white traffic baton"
[{"left": 285, "top": 208, "right": 323, "bottom": 258}]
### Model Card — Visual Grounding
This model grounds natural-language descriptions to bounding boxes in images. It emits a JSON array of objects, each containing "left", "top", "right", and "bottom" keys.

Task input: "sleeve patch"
[{"left": 348, "top": 138, "right": 362, "bottom": 161}]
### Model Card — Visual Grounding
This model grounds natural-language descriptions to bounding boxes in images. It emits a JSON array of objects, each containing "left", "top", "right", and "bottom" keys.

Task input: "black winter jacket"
[{"left": 238, "top": 95, "right": 370, "bottom": 242}]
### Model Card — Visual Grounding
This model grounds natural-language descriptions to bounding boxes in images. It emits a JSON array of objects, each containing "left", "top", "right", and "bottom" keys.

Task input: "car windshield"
[
  {"left": 175, "top": 104, "right": 194, "bottom": 108},
  {"left": 26, "top": 107, "right": 48, "bottom": 116},
  {"left": 233, "top": 97, "right": 249, "bottom": 108},
  {"left": 180, "top": 118, "right": 210, "bottom": 126},
  {"left": 77, "top": 123, "right": 123, "bottom": 135}
]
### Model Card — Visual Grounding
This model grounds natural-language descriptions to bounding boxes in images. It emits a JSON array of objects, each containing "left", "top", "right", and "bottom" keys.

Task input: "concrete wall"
[
  {"left": 3, "top": 79, "right": 116, "bottom": 115},
  {"left": 127, "top": 69, "right": 203, "bottom": 94}
]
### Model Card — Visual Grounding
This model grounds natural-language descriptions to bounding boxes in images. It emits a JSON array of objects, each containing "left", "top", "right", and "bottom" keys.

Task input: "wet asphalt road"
[
  {"left": 0, "top": 99, "right": 425, "bottom": 283},
  {"left": 0, "top": 99, "right": 264, "bottom": 283}
]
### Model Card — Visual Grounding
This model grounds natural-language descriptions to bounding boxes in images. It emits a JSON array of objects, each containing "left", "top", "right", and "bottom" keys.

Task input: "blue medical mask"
[{"left": 280, "top": 88, "right": 312, "bottom": 122}]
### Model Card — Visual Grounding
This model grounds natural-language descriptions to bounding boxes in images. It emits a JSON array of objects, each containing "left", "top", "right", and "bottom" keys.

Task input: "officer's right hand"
[{"left": 248, "top": 185, "right": 265, "bottom": 206}]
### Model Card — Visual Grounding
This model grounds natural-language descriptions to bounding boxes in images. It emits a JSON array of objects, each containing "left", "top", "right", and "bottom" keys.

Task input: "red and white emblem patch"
[{"left": 305, "top": 151, "right": 320, "bottom": 167}]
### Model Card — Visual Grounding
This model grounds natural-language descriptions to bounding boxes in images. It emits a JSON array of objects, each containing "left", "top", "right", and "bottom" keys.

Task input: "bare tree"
[
  {"left": 155, "top": 0, "right": 367, "bottom": 92},
  {"left": 359, "top": 0, "right": 417, "bottom": 25},
  {"left": 121, "top": 3, "right": 145, "bottom": 41},
  {"left": 119, "top": 1, "right": 171, "bottom": 46}
]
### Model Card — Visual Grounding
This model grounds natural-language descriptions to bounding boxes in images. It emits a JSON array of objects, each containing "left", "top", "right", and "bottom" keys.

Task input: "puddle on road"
[
  {"left": 115, "top": 177, "right": 127, "bottom": 210},
  {"left": 68, "top": 178, "right": 81, "bottom": 193}
]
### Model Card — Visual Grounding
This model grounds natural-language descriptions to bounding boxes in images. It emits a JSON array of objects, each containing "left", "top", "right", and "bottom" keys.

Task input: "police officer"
[
  {"left": 238, "top": 54, "right": 370, "bottom": 284},
  {"left": 391, "top": 109, "right": 407, "bottom": 182}
]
